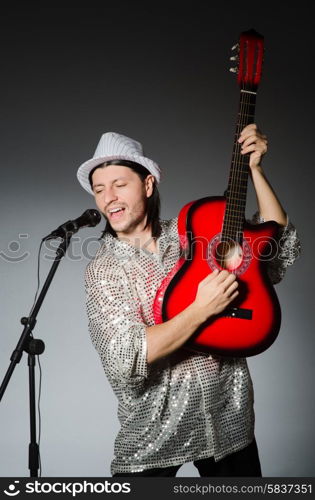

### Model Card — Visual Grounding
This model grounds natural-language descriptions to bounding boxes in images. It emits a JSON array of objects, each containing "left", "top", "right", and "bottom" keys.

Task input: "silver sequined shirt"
[{"left": 85, "top": 213, "right": 300, "bottom": 475}]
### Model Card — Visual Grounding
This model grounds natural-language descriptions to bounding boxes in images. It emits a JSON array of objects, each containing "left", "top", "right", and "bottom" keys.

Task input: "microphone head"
[
  {"left": 83, "top": 209, "right": 102, "bottom": 227},
  {"left": 42, "top": 209, "right": 102, "bottom": 241}
]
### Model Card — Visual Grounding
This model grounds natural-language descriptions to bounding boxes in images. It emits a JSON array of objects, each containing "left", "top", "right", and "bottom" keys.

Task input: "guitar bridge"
[{"left": 219, "top": 307, "right": 252, "bottom": 320}]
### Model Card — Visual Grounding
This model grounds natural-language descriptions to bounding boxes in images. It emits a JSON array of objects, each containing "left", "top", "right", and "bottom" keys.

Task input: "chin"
[{"left": 110, "top": 221, "right": 130, "bottom": 233}]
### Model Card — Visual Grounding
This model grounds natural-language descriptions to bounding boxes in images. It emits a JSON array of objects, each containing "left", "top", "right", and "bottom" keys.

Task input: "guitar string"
[
  {"left": 224, "top": 38, "right": 261, "bottom": 253},
  {"left": 223, "top": 87, "right": 242, "bottom": 242},
  {"left": 224, "top": 86, "right": 249, "bottom": 240},
  {"left": 229, "top": 89, "right": 254, "bottom": 238},
  {"left": 234, "top": 88, "right": 251, "bottom": 239},
  {"left": 221, "top": 89, "right": 243, "bottom": 258},
  {"left": 235, "top": 88, "right": 251, "bottom": 235},
  {"left": 225, "top": 88, "right": 255, "bottom": 242},
  {"left": 225, "top": 79, "right": 247, "bottom": 239}
]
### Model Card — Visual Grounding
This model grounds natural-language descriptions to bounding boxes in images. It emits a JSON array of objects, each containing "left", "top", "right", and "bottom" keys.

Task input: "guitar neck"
[{"left": 222, "top": 88, "right": 257, "bottom": 242}]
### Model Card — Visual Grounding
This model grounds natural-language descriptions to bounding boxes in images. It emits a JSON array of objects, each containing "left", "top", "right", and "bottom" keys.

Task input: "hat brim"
[{"left": 77, "top": 155, "right": 161, "bottom": 195}]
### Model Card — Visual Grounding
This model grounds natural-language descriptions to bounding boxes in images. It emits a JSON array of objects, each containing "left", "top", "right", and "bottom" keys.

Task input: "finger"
[
  {"left": 216, "top": 273, "right": 236, "bottom": 291},
  {"left": 200, "top": 269, "right": 219, "bottom": 284},
  {"left": 238, "top": 124, "right": 258, "bottom": 142},
  {"left": 240, "top": 123, "right": 257, "bottom": 135},
  {"left": 228, "top": 290, "right": 239, "bottom": 302},
  {"left": 241, "top": 134, "right": 265, "bottom": 149},
  {"left": 241, "top": 143, "right": 267, "bottom": 156},
  {"left": 238, "top": 129, "right": 266, "bottom": 147},
  {"left": 225, "top": 280, "right": 239, "bottom": 295},
  {"left": 215, "top": 270, "right": 232, "bottom": 284},
  {"left": 222, "top": 275, "right": 238, "bottom": 293}
]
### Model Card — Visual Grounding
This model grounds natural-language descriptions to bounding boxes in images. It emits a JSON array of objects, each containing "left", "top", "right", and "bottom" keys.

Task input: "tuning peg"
[
  {"left": 229, "top": 67, "right": 238, "bottom": 73},
  {"left": 230, "top": 55, "right": 239, "bottom": 61},
  {"left": 231, "top": 43, "right": 239, "bottom": 51}
]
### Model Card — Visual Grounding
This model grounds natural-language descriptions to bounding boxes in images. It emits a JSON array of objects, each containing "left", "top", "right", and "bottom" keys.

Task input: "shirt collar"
[{"left": 99, "top": 219, "right": 178, "bottom": 261}]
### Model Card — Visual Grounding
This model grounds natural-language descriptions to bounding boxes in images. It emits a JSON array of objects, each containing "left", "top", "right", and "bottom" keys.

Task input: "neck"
[
  {"left": 116, "top": 221, "right": 158, "bottom": 253},
  {"left": 222, "top": 86, "right": 257, "bottom": 243}
]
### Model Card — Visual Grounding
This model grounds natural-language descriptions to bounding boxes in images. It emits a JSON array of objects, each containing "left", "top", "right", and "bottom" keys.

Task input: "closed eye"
[{"left": 94, "top": 182, "right": 127, "bottom": 194}]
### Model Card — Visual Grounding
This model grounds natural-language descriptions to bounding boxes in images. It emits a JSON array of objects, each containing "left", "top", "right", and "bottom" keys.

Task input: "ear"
[{"left": 144, "top": 175, "right": 155, "bottom": 198}]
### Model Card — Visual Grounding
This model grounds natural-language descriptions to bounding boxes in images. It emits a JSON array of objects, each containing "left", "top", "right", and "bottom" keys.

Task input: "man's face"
[{"left": 91, "top": 165, "right": 154, "bottom": 237}]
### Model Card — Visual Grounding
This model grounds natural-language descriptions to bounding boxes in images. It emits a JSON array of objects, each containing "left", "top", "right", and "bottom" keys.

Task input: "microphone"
[{"left": 42, "top": 209, "right": 102, "bottom": 240}]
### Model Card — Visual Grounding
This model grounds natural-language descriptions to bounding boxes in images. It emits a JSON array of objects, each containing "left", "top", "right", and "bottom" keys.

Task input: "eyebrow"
[{"left": 92, "top": 177, "right": 128, "bottom": 189}]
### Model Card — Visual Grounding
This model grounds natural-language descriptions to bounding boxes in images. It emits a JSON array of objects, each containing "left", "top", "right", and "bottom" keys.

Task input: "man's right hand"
[
  {"left": 147, "top": 269, "right": 239, "bottom": 364},
  {"left": 193, "top": 269, "right": 239, "bottom": 320}
]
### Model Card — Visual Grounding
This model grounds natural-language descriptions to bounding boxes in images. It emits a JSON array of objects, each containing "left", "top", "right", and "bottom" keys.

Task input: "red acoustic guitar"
[{"left": 153, "top": 29, "right": 281, "bottom": 357}]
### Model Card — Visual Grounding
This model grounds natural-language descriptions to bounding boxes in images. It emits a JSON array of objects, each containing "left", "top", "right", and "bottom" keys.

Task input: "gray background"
[{"left": 0, "top": 3, "right": 313, "bottom": 477}]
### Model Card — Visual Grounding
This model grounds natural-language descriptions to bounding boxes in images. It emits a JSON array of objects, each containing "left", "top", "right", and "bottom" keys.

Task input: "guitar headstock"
[{"left": 230, "top": 29, "right": 264, "bottom": 91}]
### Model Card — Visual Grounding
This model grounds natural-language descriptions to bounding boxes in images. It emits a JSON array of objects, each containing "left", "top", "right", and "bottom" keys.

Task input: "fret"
[
  {"left": 223, "top": 219, "right": 243, "bottom": 225},
  {"left": 225, "top": 207, "right": 246, "bottom": 215},
  {"left": 229, "top": 163, "right": 249, "bottom": 170},
  {"left": 225, "top": 206, "right": 246, "bottom": 213},
  {"left": 226, "top": 191, "right": 246, "bottom": 200},
  {"left": 229, "top": 167, "right": 248, "bottom": 172},
  {"left": 223, "top": 225, "right": 244, "bottom": 231},
  {"left": 226, "top": 194, "right": 247, "bottom": 202},
  {"left": 224, "top": 220, "right": 244, "bottom": 226},
  {"left": 229, "top": 172, "right": 249, "bottom": 178},
  {"left": 227, "top": 187, "right": 248, "bottom": 195},
  {"left": 223, "top": 213, "right": 244, "bottom": 219},
  {"left": 228, "top": 173, "right": 248, "bottom": 180},
  {"left": 226, "top": 188, "right": 248, "bottom": 194},
  {"left": 230, "top": 156, "right": 247, "bottom": 162},
  {"left": 240, "top": 93, "right": 256, "bottom": 101},
  {"left": 238, "top": 103, "right": 256, "bottom": 110},
  {"left": 228, "top": 174, "right": 248, "bottom": 182},
  {"left": 228, "top": 170, "right": 249, "bottom": 177},
  {"left": 238, "top": 113, "right": 255, "bottom": 118},
  {"left": 227, "top": 183, "right": 248, "bottom": 190},
  {"left": 222, "top": 222, "right": 244, "bottom": 230},
  {"left": 224, "top": 213, "right": 245, "bottom": 220},
  {"left": 228, "top": 182, "right": 248, "bottom": 189},
  {"left": 226, "top": 194, "right": 247, "bottom": 200},
  {"left": 228, "top": 169, "right": 248, "bottom": 176},
  {"left": 226, "top": 196, "right": 247, "bottom": 204}
]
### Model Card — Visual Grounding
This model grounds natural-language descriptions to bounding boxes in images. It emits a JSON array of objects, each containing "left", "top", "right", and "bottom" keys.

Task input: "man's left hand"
[{"left": 238, "top": 123, "right": 267, "bottom": 171}]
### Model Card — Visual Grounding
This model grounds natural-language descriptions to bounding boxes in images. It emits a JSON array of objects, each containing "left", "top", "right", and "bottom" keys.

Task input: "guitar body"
[
  {"left": 154, "top": 197, "right": 281, "bottom": 357},
  {"left": 154, "top": 30, "right": 281, "bottom": 357}
]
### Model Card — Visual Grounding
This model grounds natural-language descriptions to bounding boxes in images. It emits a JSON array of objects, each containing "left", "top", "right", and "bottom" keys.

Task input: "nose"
[{"left": 102, "top": 186, "right": 118, "bottom": 207}]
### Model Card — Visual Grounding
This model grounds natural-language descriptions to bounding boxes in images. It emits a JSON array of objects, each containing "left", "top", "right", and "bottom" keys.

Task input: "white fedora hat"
[{"left": 77, "top": 132, "right": 161, "bottom": 195}]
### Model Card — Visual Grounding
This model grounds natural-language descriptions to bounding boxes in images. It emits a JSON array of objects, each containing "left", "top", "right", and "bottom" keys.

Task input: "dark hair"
[{"left": 89, "top": 159, "right": 161, "bottom": 239}]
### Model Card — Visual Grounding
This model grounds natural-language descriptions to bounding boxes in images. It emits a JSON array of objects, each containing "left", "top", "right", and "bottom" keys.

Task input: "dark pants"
[{"left": 113, "top": 438, "right": 262, "bottom": 477}]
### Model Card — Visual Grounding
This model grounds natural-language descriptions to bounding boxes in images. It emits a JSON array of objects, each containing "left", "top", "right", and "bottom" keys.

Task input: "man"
[{"left": 77, "top": 127, "right": 300, "bottom": 476}]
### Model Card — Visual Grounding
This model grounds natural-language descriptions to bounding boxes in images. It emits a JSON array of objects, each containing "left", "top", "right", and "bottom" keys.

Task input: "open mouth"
[{"left": 108, "top": 207, "right": 126, "bottom": 220}]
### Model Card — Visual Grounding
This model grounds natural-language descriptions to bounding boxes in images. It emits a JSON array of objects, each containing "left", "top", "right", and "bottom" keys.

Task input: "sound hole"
[
  {"left": 215, "top": 240, "right": 243, "bottom": 270},
  {"left": 207, "top": 233, "right": 252, "bottom": 276}
]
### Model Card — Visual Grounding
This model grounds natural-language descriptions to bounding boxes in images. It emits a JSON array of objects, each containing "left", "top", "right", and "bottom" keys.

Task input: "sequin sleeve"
[
  {"left": 85, "top": 257, "right": 148, "bottom": 387},
  {"left": 249, "top": 212, "right": 301, "bottom": 284}
]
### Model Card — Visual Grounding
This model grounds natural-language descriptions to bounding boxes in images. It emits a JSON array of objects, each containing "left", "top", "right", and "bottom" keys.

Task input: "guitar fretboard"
[{"left": 222, "top": 88, "right": 257, "bottom": 243}]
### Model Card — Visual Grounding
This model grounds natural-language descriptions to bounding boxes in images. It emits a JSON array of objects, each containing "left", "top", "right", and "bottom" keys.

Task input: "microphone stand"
[{"left": 0, "top": 233, "right": 73, "bottom": 477}]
